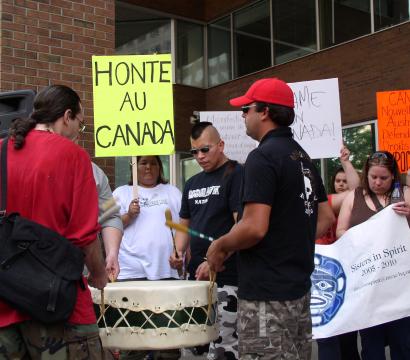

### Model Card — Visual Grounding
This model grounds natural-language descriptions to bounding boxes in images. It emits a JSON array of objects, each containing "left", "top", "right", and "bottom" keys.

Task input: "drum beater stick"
[
  {"left": 165, "top": 210, "right": 217, "bottom": 314},
  {"left": 165, "top": 209, "right": 179, "bottom": 258},
  {"left": 165, "top": 214, "right": 214, "bottom": 242}
]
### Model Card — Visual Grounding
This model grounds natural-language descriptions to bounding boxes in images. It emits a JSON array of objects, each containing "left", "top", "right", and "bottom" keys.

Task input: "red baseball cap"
[{"left": 229, "top": 78, "right": 294, "bottom": 108}]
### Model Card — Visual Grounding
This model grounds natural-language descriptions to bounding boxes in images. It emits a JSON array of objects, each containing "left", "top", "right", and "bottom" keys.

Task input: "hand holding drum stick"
[
  {"left": 165, "top": 209, "right": 179, "bottom": 259},
  {"left": 165, "top": 209, "right": 216, "bottom": 309}
]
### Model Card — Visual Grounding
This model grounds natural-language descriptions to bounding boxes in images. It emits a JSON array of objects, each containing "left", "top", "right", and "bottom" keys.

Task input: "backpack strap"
[
  {"left": 0, "top": 138, "right": 8, "bottom": 216},
  {"left": 369, "top": 191, "right": 384, "bottom": 212}
]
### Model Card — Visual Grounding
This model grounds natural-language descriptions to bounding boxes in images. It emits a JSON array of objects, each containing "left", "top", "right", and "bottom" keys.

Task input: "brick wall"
[
  {"left": 173, "top": 84, "right": 206, "bottom": 151},
  {"left": 0, "top": 0, "right": 115, "bottom": 181}
]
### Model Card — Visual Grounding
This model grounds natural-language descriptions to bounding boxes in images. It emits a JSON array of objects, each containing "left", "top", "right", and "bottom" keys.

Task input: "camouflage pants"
[
  {"left": 238, "top": 292, "right": 312, "bottom": 360},
  {"left": 208, "top": 285, "right": 238, "bottom": 360},
  {"left": 0, "top": 321, "right": 104, "bottom": 360}
]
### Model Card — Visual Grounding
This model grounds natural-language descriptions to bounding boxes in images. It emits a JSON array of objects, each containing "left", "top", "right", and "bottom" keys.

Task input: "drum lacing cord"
[
  {"left": 100, "top": 289, "right": 110, "bottom": 335},
  {"left": 207, "top": 270, "right": 216, "bottom": 324},
  {"left": 140, "top": 309, "right": 163, "bottom": 332},
  {"left": 114, "top": 308, "right": 135, "bottom": 332}
]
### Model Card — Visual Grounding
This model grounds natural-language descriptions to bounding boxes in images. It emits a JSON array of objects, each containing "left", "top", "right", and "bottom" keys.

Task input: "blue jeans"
[
  {"left": 317, "top": 332, "right": 359, "bottom": 360},
  {"left": 360, "top": 317, "right": 410, "bottom": 360}
]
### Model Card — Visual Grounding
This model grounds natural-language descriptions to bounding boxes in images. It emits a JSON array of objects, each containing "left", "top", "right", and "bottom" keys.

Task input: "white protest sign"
[
  {"left": 311, "top": 206, "right": 410, "bottom": 339},
  {"left": 289, "top": 78, "right": 342, "bottom": 159},
  {"left": 201, "top": 78, "right": 342, "bottom": 161},
  {"left": 199, "top": 111, "right": 258, "bottom": 164}
]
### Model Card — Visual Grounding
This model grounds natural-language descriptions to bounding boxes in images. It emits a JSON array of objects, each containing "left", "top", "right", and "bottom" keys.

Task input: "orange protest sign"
[{"left": 377, "top": 90, "right": 410, "bottom": 173}]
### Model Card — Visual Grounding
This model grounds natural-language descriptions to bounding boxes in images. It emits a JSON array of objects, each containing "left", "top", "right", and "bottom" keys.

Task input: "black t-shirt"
[
  {"left": 238, "top": 127, "right": 327, "bottom": 301},
  {"left": 180, "top": 160, "right": 243, "bottom": 286}
]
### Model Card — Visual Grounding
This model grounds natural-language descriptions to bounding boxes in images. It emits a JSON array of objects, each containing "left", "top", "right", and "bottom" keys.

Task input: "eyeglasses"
[
  {"left": 75, "top": 116, "right": 86, "bottom": 133},
  {"left": 241, "top": 104, "right": 257, "bottom": 114},
  {"left": 190, "top": 146, "right": 211, "bottom": 156}
]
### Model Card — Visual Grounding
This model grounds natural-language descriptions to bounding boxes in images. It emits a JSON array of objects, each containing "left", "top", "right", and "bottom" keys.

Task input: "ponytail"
[
  {"left": 9, "top": 118, "right": 36, "bottom": 150},
  {"left": 8, "top": 84, "right": 81, "bottom": 150}
]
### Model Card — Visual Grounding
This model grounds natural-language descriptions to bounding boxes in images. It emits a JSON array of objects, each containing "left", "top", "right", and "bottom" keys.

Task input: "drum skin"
[{"left": 91, "top": 280, "right": 219, "bottom": 350}]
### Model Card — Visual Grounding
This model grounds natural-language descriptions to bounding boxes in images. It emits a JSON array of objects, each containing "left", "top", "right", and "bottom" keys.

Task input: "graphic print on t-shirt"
[
  {"left": 290, "top": 150, "right": 319, "bottom": 217},
  {"left": 139, "top": 193, "right": 168, "bottom": 208},
  {"left": 300, "top": 163, "right": 319, "bottom": 216},
  {"left": 188, "top": 185, "right": 221, "bottom": 205}
]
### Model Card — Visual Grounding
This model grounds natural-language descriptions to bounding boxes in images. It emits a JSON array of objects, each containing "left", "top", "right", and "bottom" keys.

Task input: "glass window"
[
  {"left": 272, "top": 0, "right": 317, "bottom": 65},
  {"left": 115, "top": 157, "right": 131, "bottom": 187},
  {"left": 324, "top": 123, "right": 376, "bottom": 192},
  {"left": 375, "top": 0, "right": 410, "bottom": 31},
  {"left": 233, "top": 0, "right": 271, "bottom": 77},
  {"left": 208, "top": 16, "right": 232, "bottom": 87},
  {"left": 176, "top": 21, "right": 205, "bottom": 88},
  {"left": 115, "top": 3, "right": 171, "bottom": 54},
  {"left": 319, "top": 0, "right": 371, "bottom": 49},
  {"left": 180, "top": 155, "right": 202, "bottom": 188}
]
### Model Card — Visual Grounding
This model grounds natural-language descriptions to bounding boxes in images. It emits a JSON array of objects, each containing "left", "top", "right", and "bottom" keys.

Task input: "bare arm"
[
  {"left": 206, "top": 203, "right": 270, "bottom": 271},
  {"left": 101, "top": 227, "right": 122, "bottom": 281},
  {"left": 217, "top": 203, "right": 270, "bottom": 251},
  {"left": 83, "top": 239, "right": 107, "bottom": 290},
  {"left": 336, "top": 190, "right": 355, "bottom": 239},
  {"left": 329, "top": 146, "right": 360, "bottom": 215},
  {"left": 329, "top": 191, "right": 349, "bottom": 215},
  {"left": 340, "top": 146, "right": 360, "bottom": 190},
  {"left": 196, "top": 211, "right": 239, "bottom": 280},
  {"left": 316, "top": 201, "right": 336, "bottom": 238}
]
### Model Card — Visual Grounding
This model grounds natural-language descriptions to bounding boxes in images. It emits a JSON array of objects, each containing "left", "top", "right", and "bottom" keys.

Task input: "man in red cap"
[{"left": 206, "top": 78, "right": 334, "bottom": 359}]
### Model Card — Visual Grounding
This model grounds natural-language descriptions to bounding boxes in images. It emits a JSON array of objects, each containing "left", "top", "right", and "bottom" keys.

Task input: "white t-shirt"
[{"left": 113, "top": 183, "right": 182, "bottom": 280}]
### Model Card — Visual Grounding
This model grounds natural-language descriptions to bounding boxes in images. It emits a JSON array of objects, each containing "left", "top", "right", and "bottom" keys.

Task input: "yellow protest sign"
[
  {"left": 92, "top": 54, "right": 175, "bottom": 157},
  {"left": 377, "top": 90, "right": 410, "bottom": 173}
]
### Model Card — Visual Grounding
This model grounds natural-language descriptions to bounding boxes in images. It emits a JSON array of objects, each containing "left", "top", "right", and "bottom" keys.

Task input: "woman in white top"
[{"left": 113, "top": 156, "right": 181, "bottom": 281}]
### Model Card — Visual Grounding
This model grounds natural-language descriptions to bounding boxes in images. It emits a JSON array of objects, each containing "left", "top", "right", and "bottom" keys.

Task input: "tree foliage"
[{"left": 325, "top": 124, "right": 375, "bottom": 192}]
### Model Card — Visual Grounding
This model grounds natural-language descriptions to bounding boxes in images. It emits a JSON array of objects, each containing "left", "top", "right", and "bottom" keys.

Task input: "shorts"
[{"left": 238, "top": 292, "right": 312, "bottom": 360}]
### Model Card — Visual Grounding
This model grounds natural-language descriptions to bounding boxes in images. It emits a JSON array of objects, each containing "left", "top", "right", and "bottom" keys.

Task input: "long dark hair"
[
  {"left": 128, "top": 156, "right": 168, "bottom": 185},
  {"left": 9, "top": 85, "right": 81, "bottom": 149},
  {"left": 330, "top": 167, "right": 345, "bottom": 193},
  {"left": 362, "top": 151, "right": 400, "bottom": 198}
]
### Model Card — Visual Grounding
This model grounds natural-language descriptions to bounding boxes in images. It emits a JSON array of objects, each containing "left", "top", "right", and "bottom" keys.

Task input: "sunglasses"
[
  {"left": 190, "top": 146, "right": 211, "bottom": 155},
  {"left": 370, "top": 152, "right": 389, "bottom": 160},
  {"left": 241, "top": 104, "right": 257, "bottom": 113}
]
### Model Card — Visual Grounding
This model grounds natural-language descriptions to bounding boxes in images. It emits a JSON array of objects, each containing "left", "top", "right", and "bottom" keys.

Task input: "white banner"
[
  {"left": 200, "top": 78, "right": 342, "bottom": 161},
  {"left": 311, "top": 206, "right": 410, "bottom": 339}
]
